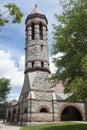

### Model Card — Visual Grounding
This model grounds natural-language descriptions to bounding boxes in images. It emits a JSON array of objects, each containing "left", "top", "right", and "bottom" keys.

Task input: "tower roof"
[
  {"left": 25, "top": 5, "right": 48, "bottom": 24},
  {"left": 30, "top": 4, "right": 43, "bottom": 15}
]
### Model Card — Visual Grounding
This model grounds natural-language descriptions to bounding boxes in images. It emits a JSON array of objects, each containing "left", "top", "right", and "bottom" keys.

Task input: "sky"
[{"left": 0, "top": 0, "right": 62, "bottom": 101}]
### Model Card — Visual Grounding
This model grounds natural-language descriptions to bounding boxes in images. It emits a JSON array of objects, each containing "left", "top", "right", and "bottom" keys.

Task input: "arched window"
[
  {"left": 40, "top": 108, "right": 48, "bottom": 113},
  {"left": 39, "top": 22, "right": 43, "bottom": 40},
  {"left": 31, "top": 23, "right": 35, "bottom": 40},
  {"left": 41, "top": 62, "right": 44, "bottom": 67}
]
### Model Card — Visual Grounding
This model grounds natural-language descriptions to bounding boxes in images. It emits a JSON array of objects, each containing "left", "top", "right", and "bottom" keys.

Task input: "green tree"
[
  {"left": 52, "top": 0, "right": 87, "bottom": 101},
  {"left": 0, "top": 102, "right": 9, "bottom": 121},
  {"left": 0, "top": 3, "right": 23, "bottom": 29},
  {"left": 0, "top": 77, "right": 10, "bottom": 101}
]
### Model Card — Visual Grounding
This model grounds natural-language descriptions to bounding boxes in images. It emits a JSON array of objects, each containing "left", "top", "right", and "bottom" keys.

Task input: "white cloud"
[
  {"left": 7, "top": 93, "right": 19, "bottom": 101},
  {"left": 19, "top": 55, "right": 25, "bottom": 70},
  {"left": 0, "top": 50, "right": 24, "bottom": 88}
]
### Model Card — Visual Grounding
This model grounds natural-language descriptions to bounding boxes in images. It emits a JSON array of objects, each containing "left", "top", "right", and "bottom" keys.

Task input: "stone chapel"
[{"left": 7, "top": 5, "right": 86, "bottom": 125}]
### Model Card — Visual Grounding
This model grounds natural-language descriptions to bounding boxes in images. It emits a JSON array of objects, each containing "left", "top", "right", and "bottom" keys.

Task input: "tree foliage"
[
  {"left": 0, "top": 102, "right": 9, "bottom": 120},
  {"left": 0, "top": 3, "right": 23, "bottom": 26},
  {"left": 52, "top": 0, "right": 87, "bottom": 101},
  {"left": 0, "top": 77, "right": 10, "bottom": 101}
]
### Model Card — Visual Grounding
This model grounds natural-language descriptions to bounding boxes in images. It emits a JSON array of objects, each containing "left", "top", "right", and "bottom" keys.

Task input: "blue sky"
[{"left": 0, "top": 0, "right": 62, "bottom": 101}]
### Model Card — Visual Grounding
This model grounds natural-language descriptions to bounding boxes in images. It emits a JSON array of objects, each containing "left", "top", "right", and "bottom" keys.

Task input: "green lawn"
[{"left": 19, "top": 122, "right": 87, "bottom": 130}]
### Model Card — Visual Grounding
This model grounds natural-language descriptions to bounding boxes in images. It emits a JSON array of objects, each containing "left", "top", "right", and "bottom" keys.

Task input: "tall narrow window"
[
  {"left": 41, "top": 62, "right": 44, "bottom": 67},
  {"left": 24, "top": 106, "right": 27, "bottom": 114},
  {"left": 31, "top": 23, "right": 35, "bottom": 40},
  {"left": 32, "top": 62, "right": 34, "bottom": 67},
  {"left": 41, "top": 45, "right": 43, "bottom": 52},
  {"left": 39, "top": 22, "right": 43, "bottom": 39}
]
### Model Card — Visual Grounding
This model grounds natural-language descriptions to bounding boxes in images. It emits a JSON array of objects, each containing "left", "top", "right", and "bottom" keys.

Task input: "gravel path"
[{"left": 0, "top": 122, "right": 21, "bottom": 130}]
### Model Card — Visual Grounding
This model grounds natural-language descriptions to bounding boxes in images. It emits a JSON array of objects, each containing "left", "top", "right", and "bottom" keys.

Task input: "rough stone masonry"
[{"left": 6, "top": 5, "right": 86, "bottom": 125}]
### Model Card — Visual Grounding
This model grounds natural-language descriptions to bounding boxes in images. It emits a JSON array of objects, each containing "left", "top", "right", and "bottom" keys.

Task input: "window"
[
  {"left": 41, "top": 62, "right": 44, "bottom": 67},
  {"left": 31, "top": 23, "right": 35, "bottom": 40},
  {"left": 41, "top": 45, "right": 43, "bottom": 52},
  {"left": 40, "top": 108, "right": 48, "bottom": 113},
  {"left": 39, "top": 22, "right": 43, "bottom": 39},
  {"left": 24, "top": 107, "right": 27, "bottom": 114},
  {"left": 32, "top": 62, "right": 34, "bottom": 67}
]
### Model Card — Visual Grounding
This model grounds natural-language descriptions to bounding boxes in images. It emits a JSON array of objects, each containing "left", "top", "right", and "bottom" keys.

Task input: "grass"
[{"left": 19, "top": 122, "right": 87, "bottom": 130}]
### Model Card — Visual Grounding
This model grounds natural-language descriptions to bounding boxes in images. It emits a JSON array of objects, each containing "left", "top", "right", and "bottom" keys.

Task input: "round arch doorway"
[{"left": 61, "top": 106, "right": 82, "bottom": 121}]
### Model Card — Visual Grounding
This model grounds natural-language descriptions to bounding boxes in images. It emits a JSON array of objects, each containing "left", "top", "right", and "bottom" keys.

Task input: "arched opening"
[
  {"left": 12, "top": 109, "right": 16, "bottom": 122},
  {"left": 24, "top": 106, "right": 28, "bottom": 114},
  {"left": 7, "top": 110, "right": 11, "bottom": 122},
  {"left": 41, "top": 62, "right": 44, "bottom": 67},
  {"left": 40, "top": 108, "right": 48, "bottom": 113},
  {"left": 39, "top": 22, "right": 43, "bottom": 40},
  {"left": 41, "top": 45, "right": 43, "bottom": 52},
  {"left": 31, "top": 23, "right": 35, "bottom": 40},
  {"left": 32, "top": 61, "right": 34, "bottom": 67},
  {"left": 61, "top": 106, "right": 82, "bottom": 121}
]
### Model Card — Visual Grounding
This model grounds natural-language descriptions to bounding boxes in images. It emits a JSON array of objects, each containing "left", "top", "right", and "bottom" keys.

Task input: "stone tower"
[
  {"left": 19, "top": 5, "right": 53, "bottom": 125},
  {"left": 6, "top": 5, "right": 86, "bottom": 124}
]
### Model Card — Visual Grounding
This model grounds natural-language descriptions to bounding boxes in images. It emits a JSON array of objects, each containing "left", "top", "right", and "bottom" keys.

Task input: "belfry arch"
[{"left": 59, "top": 103, "right": 84, "bottom": 121}]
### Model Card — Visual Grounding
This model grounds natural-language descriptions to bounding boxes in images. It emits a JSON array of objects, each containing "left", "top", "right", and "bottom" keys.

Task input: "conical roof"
[
  {"left": 25, "top": 5, "right": 48, "bottom": 24},
  {"left": 30, "top": 4, "right": 43, "bottom": 15}
]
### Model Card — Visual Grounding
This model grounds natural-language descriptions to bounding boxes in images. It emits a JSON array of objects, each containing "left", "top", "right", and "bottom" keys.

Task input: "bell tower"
[
  {"left": 25, "top": 4, "right": 50, "bottom": 75},
  {"left": 19, "top": 5, "right": 53, "bottom": 125}
]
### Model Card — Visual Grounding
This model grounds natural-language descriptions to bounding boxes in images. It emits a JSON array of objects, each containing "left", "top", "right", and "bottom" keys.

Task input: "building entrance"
[{"left": 61, "top": 106, "right": 82, "bottom": 121}]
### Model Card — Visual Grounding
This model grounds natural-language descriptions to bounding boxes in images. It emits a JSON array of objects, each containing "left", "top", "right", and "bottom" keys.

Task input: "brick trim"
[
  {"left": 25, "top": 67, "right": 51, "bottom": 74},
  {"left": 25, "top": 13, "right": 48, "bottom": 24},
  {"left": 19, "top": 99, "right": 52, "bottom": 104}
]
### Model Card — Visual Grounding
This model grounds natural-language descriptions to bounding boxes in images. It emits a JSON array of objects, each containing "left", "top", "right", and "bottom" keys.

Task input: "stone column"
[
  {"left": 27, "top": 26, "right": 32, "bottom": 41},
  {"left": 43, "top": 26, "right": 47, "bottom": 40},
  {"left": 35, "top": 24, "right": 39, "bottom": 40}
]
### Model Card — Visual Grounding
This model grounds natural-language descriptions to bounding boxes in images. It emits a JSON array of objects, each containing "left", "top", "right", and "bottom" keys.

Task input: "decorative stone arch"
[
  {"left": 38, "top": 105, "right": 50, "bottom": 113},
  {"left": 58, "top": 103, "right": 85, "bottom": 121}
]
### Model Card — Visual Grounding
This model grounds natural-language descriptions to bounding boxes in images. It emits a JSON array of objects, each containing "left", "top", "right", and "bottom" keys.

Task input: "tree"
[
  {"left": 0, "top": 102, "right": 9, "bottom": 121},
  {"left": 0, "top": 77, "right": 10, "bottom": 101},
  {"left": 52, "top": 0, "right": 87, "bottom": 101},
  {"left": 0, "top": 3, "right": 23, "bottom": 26}
]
